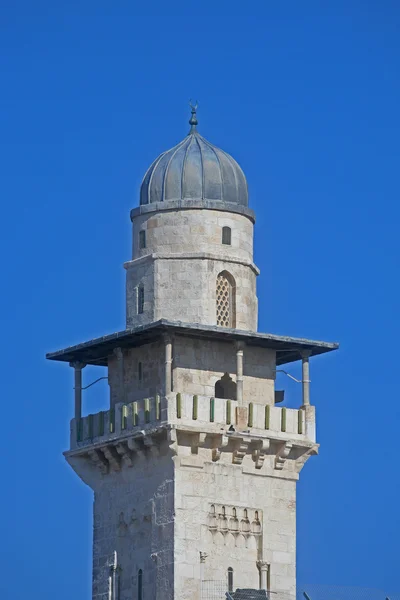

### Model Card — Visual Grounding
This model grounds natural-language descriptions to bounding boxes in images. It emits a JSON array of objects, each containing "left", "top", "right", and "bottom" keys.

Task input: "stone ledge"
[
  {"left": 130, "top": 199, "right": 256, "bottom": 223},
  {"left": 123, "top": 252, "right": 260, "bottom": 276}
]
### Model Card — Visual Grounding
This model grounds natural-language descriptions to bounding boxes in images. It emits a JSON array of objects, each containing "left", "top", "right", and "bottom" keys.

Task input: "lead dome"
[{"left": 140, "top": 106, "right": 248, "bottom": 207}]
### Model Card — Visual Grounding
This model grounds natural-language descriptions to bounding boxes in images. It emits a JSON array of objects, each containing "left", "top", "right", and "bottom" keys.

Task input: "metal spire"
[{"left": 189, "top": 100, "right": 198, "bottom": 133}]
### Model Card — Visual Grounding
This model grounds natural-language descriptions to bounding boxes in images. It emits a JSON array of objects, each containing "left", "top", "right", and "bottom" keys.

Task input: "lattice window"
[{"left": 216, "top": 272, "right": 235, "bottom": 327}]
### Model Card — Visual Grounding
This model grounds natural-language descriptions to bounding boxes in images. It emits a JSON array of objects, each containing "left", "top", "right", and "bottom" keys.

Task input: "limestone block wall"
[
  {"left": 90, "top": 453, "right": 175, "bottom": 600},
  {"left": 108, "top": 341, "right": 164, "bottom": 407},
  {"left": 174, "top": 455, "right": 297, "bottom": 598},
  {"left": 132, "top": 208, "right": 254, "bottom": 264},
  {"left": 173, "top": 336, "right": 275, "bottom": 404},
  {"left": 125, "top": 257, "right": 155, "bottom": 326},
  {"left": 125, "top": 208, "right": 259, "bottom": 331}
]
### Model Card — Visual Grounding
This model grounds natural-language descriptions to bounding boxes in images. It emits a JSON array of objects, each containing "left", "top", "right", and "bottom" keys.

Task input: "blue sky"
[{"left": 1, "top": 1, "right": 399, "bottom": 598}]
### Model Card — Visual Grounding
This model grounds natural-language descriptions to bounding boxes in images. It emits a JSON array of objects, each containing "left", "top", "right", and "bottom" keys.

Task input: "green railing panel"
[
  {"left": 264, "top": 405, "right": 270, "bottom": 430},
  {"left": 109, "top": 408, "right": 115, "bottom": 433},
  {"left": 248, "top": 402, "right": 254, "bottom": 427},
  {"left": 145, "top": 398, "right": 150, "bottom": 423},
  {"left": 192, "top": 395, "right": 198, "bottom": 420},
  {"left": 210, "top": 397, "right": 215, "bottom": 422},
  {"left": 176, "top": 393, "right": 182, "bottom": 419},
  {"left": 76, "top": 419, "right": 83, "bottom": 442},
  {"left": 132, "top": 402, "right": 139, "bottom": 426},
  {"left": 98, "top": 411, "right": 105, "bottom": 436},
  {"left": 281, "top": 407, "right": 287, "bottom": 432},
  {"left": 156, "top": 394, "right": 161, "bottom": 420},
  {"left": 226, "top": 400, "right": 231, "bottom": 424},
  {"left": 121, "top": 405, "right": 128, "bottom": 430},
  {"left": 88, "top": 414, "right": 94, "bottom": 438},
  {"left": 298, "top": 409, "right": 303, "bottom": 434}
]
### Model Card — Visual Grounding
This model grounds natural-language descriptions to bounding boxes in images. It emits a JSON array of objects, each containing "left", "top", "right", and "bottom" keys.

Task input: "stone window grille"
[
  {"left": 138, "top": 570, "right": 143, "bottom": 600},
  {"left": 216, "top": 271, "right": 236, "bottom": 327},
  {"left": 222, "top": 226, "right": 231, "bottom": 245},
  {"left": 138, "top": 285, "right": 144, "bottom": 314},
  {"left": 139, "top": 230, "right": 146, "bottom": 249},
  {"left": 228, "top": 567, "right": 234, "bottom": 592}
]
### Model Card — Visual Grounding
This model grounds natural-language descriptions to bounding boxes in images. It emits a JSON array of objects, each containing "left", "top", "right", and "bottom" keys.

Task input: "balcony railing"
[{"left": 70, "top": 393, "right": 310, "bottom": 451}]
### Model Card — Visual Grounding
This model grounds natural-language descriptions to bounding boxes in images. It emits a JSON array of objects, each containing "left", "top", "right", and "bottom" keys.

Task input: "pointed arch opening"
[
  {"left": 216, "top": 271, "right": 236, "bottom": 328},
  {"left": 228, "top": 567, "right": 234, "bottom": 592},
  {"left": 138, "top": 569, "right": 143, "bottom": 600},
  {"left": 215, "top": 373, "right": 237, "bottom": 400}
]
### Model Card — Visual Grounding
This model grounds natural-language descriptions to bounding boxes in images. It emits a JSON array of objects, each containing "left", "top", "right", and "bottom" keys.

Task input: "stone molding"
[
  {"left": 130, "top": 199, "right": 256, "bottom": 223},
  {"left": 123, "top": 252, "right": 260, "bottom": 276}
]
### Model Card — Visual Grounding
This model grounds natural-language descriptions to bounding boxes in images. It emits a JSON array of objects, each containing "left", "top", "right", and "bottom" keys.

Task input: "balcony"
[{"left": 70, "top": 393, "right": 315, "bottom": 452}]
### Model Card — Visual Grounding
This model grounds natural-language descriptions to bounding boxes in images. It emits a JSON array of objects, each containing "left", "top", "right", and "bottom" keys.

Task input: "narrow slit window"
[
  {"left": 228, "top": 567, "right": 234, "bottom": 592},
  {"left": 138, "top": 570, "right": 143, "bottom": 600},
  {"left": 139, "top": 230, "right": 146, "bottom": 249},
  {"left": 138, "top": 285, "right": 144, "bottom": 314},
  {"left": 222, "top": 226, "right": 231, "bottom": 245},
  {"left": 138, "top": 362, "right": 143, "bottom": 381}
]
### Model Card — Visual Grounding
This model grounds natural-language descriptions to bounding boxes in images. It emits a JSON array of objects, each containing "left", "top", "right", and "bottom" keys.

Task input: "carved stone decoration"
[
  {"left": 232, "top": 439, "right": 249, "bottom": 465},
  {"left": 115, "top": 442, "right": 134, "bottom": 467},
  {"left": 88, "top": 448, "right": 108, "bottom": 473},
  {"left": 274, "top": 441, "right": 293, "bottom": 470},
  {"left": 167, "top": 428, "right": 178, "bottom": 455},
  {"left": 212, "top": 434, "right": 228, "bottom": 461},
  {"left": 252, "top": 439, "right": 270, "bottom": 469},
  {"left": 103, "top": 446, "right": 121, "bottom": 471},
  {"left": 294, "top": 445, "right": 319, "bottom": 473}
]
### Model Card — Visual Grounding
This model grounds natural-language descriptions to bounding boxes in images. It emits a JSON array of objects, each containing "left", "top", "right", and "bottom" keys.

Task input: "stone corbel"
[
  {"left": 212, "top": 434, "right": 229, "bottom": 462},
  {"left": 115, "top": 442, "right": 134, "bottom": 467},
  {"left": 274, "top": 441, "right": 293, "bottom": 470},
  {"left": 252, "top": 439, "right": 270, "bottom": 469},
  {"left": 103, "top": 445, "right": 122, "bottom": 471},
  {"left": 88, "top": 448, "right": 108, "bottom": 473},
  {"left": 232, "top": 438, "right": 250, "bottom": 465},
  {"left": 167, "top": 428, "right": 178, "bottom": 455},
  {"left": 294, "top": 444, "right": 318, "bottom": 473}
]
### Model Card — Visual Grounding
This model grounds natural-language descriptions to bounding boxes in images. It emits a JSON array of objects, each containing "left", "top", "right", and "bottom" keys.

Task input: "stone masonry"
[{"left": 47, "top": 112, "right": 338, "bottom": 600}]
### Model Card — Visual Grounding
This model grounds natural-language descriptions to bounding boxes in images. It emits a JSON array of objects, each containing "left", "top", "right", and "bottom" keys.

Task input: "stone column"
[
  {"left": 200, "top": 552, "right": 208, "bottom": 598},
  {"left": 301, "top": 350, "right": 311, "bottom": 406},
  {"left": 70, "top": 361, "right": 86, "bottom": 420},
  {"left": 113, "top": 347, "right": 125, "bottom": 403},
  {"left": 164, "top": 335, "right": 173, "bottom": 395},
  {"left": 257, "top": 561, "right": 269, "bottom": 591},
  {"left": 235, "top": 341, "right": 245, "bottom": 407}
]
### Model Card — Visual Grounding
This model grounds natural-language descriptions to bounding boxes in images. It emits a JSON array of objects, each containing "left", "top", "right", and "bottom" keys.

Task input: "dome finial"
[{"left": 189, "top": 100, "right": 198, "bottom": 133}]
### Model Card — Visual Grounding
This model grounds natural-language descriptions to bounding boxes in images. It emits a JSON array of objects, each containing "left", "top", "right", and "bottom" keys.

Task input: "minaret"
[{"left": 47, "top": 107, "right": 338, "bottom": 600}]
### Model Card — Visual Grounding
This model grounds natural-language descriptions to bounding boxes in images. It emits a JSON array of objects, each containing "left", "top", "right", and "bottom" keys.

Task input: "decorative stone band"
[
  {"left": 65, "top": 424, "right": 317, "bottom": 479},
  {"left": 123, "top": 251, "right": 260, "bottom": 276},
  {"left": 130, "top": 199, "right": 256, "bottom": 223}
]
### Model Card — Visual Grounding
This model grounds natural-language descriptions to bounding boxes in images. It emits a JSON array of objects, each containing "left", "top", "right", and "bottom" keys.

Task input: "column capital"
[
  {"left": 300, "top": 349, "right": 312, "bottom": 359},
  {"left": 199, "top": 551, "right": 208, "bottom": 563},
  {"left": 69, "top": 361, "right": 86, "bottom": 370},
  {"left": 235, "top": 340, "right": 245, "bottom": 352},
  {"left": 257, "top": 560, "right": 269, "bottom": 571}
]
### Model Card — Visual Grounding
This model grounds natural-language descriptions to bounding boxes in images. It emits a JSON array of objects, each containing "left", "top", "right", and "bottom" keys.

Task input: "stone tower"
[{"left": 47, "top": 106, "right": 338, "bottom": 600}]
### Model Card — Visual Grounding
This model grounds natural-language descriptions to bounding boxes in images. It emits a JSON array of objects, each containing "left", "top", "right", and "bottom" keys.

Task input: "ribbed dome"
[{"left": 140, "top": 120, "right": 248, "bottom": 207}]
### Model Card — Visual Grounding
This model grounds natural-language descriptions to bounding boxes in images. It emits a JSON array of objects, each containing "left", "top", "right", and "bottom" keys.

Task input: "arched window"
[
  {"left": 138, "top": 285, "right": 144, "bottom": 314},
  {"left": 215, "top": 373, "right": 237, "bottom": 400},
  {"left": 228, "top": 567, "right": 234, "bottom": 592},
  {"left": 216, "top": 271, "right": 236, "bottom": 327},
  {"left": 139, "top": 230, "right": 146, "bottom": 249},
  {"left": 222, "top": 226, "right": 231, "bottom": 245},
  {"left": 138, "top": 569, "right": 143, "bottom": 600}
]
